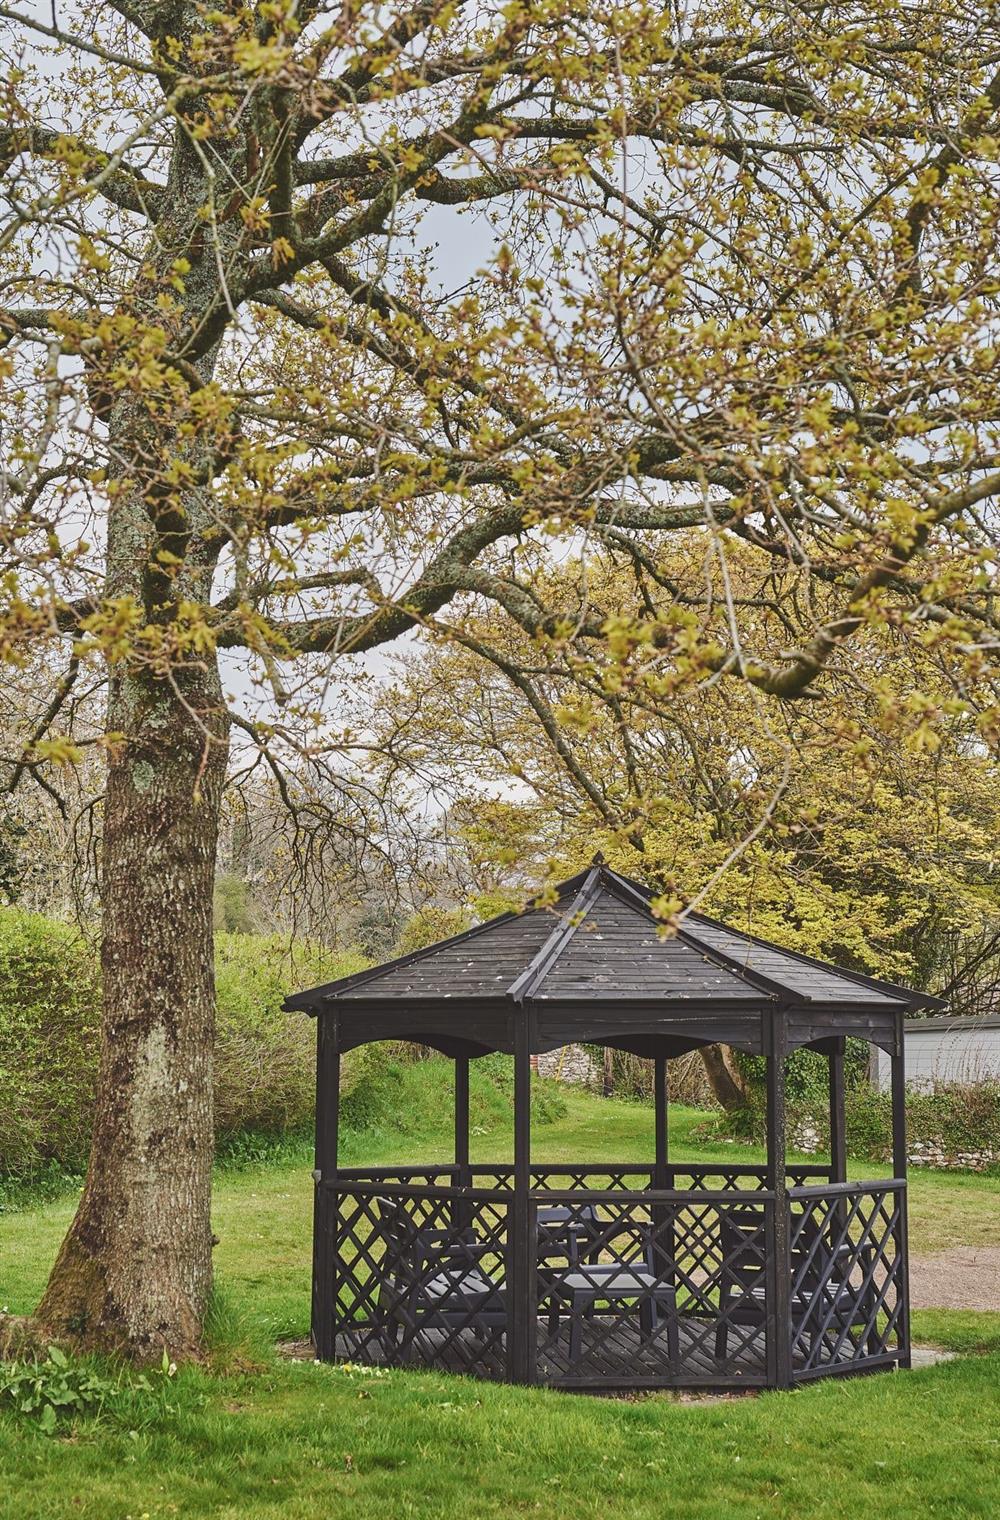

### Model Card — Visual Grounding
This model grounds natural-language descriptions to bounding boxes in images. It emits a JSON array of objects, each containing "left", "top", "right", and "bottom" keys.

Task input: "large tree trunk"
[
  {"left": 36, "top": 655, "right": 229, "bottom": 1357},
  {"left": 699, "top": 1043, "right": 748, "bottom": 1112},
  {"left": 34, "top": 77, "right": 237, "bottom": 1349}
]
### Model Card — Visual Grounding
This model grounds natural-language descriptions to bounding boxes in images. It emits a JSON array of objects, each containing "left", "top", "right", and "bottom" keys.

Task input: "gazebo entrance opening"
[{"left": 286, "top": 861, "right": 941, "bottom": 1392}]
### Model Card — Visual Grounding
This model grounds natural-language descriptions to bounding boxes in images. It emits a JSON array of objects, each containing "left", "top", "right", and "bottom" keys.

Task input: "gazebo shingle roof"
[{"left": 285, "top": 861, "right": 941, "bottom": 1058}]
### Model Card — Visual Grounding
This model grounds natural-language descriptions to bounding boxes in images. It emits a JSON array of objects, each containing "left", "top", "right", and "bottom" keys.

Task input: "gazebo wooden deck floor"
[
  {"left": 336, "top": 1318, "right": 779, "bottom": 1386},
  {"left": 333, "top": 1302, "right": 886, "bottom": 1388}
]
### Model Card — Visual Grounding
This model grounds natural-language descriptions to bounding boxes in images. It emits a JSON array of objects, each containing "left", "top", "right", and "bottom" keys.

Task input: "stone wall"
[
  {"left": 906, "top": 1139, "right": 999, "bottom": 1171},
  {"left": 790, "top": 1112, "right": 999, "bottom": 1173},
  {"left": 536, "top": 1044, "right": 595, "bottom": 1086}
]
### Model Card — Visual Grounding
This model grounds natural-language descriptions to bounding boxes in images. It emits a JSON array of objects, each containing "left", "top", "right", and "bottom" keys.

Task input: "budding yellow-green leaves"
[
  {"left": 28, "top": 736, "right": 84, "bottom": 767},
  {"left": 0, "top": 0, "right": 998, "bottom": 835}
]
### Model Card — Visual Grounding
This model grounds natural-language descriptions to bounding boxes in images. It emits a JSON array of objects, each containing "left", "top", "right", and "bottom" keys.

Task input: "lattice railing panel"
[
  {"left": 337, "top": 1167, "right": 458, "bottom": 1188},
  {"left": 339, "top": 1164, "right": 831, "bottom": 1194},
  {"left": 534, "top": 1192, "right": 773, "bottom": 1386},
  {"left": 327, "top": 1185, "right": 510, "bottom": 1378},
  {"left": 789, "top": 1183, "right": 905, "bottom": 1378},
  {"left": 315, "top": 1172, "right": 903, "bottom": 1390},
  {"left": 668, "top": 1166, "right": 829, "bottom": 1192},
  {"left": 473, "top": 1164, "right": 827, "bottom": 1194},
  {"left": 470, "top": 1166, "right": 655, "bottom": 1193}
]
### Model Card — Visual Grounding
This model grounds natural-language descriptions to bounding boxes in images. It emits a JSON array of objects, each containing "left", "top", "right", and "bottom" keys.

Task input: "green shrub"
[
  {"left": 734, "top": 1040, "right": 870, "bottom": 1107},
  {"left": 0, "top": 911, "right": 100, "bottom": 1179},
  {"left": 394, "top": 907, "right": 472, "bottom": 954},
  {"left": 0, "top": 913, "right": 365, "bottom": 1181},
  {"left": 212, "top": 873, "right": 257, "bottom": 933},
  {"left": 213, "top": 933, "right": 365, "bottom": 1137},
  {"left": 845, "top": 1079, "right": 1000, "bottom": 1167},
  {"left": 0, "top": 908, "right": 569, "bottom": 1187},
  {"left": 339, "top": 1044, "right": 408, "bottom": 1132},
  {"left": 712, "top": 1074, "right": 1000, "bottom": 1172}
]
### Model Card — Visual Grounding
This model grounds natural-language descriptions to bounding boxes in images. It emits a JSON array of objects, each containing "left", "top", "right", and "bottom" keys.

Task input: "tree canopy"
[
  {"left": 3, "top": 1, "right": 1000, "bottom": 756},
  {"left": 370, "top": 540, "right": 1000, "bottom": 1012}
]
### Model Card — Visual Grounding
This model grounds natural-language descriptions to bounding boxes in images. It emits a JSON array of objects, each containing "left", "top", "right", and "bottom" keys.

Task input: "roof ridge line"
[{"left": 507, "top": 865, "right": 603, "bottom": 1003}]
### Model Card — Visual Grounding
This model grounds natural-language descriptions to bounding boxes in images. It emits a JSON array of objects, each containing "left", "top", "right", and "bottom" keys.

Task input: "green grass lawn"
[{"left": 2, "top": 1079, "right": 999, "bottom": 1518}]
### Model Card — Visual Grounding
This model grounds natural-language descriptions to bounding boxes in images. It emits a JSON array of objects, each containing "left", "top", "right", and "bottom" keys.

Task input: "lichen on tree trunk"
[
  {"left": 36, "top": 309, "right": 230, "bottom": 1354},
  {"left": 36, "top": 653, "right": 229, "bottom": 1357}
]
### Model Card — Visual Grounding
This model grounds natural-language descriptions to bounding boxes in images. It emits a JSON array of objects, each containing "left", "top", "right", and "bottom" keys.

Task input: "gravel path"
[{"left": 910, "top": 1245, "right": 1000, "bottom": 1312}]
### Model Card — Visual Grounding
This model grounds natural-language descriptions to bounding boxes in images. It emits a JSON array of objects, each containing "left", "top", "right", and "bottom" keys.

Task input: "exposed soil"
[{"left": 910, "top": 1245, "right": 1000, "bottom": 1313}]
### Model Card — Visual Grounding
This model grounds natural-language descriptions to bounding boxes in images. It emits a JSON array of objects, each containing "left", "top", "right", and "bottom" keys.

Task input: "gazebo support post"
[
  {"left": 454, "top": 1055, "right": 471, "bottom": 1187},
  {"left": 764, "top": 1009, "right": 793, "bottom": 1389},
  {"left": 829, "top": 1036, "right": 847, "bottom": 1185},
  {"left": 653, "top": 1054, "right": 668, "bottom": 1186},
  {"left": 651, "top": 1052, "right": 673, "bottom": 1285},
  {"left": 454, "top": 1054, "right": 472, "bottom": 1235},
  {"left": 891, "top": 1011, "right": 911, "bottom": 1368},
  {"left": 509, "top": 1019, "right": 534, "bottom": 1384},
  {"left": 312, "top": 1013, "right": 340, "bottom": 1361}
]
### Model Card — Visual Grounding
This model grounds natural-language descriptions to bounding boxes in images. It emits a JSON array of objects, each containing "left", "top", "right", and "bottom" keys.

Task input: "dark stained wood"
[
  {"left": 312, "top": 1014, "right": 339, "bottom": 1360},
  {"left": 678, "top": 905, "right": 941, "bottom": 1009},
  {"left": 788, "top": 1009, "right": 898, "bottom": 1051},
  {"left": 654, "top": 1055, "right": 668, "bottom": 1185},
  {"left": 327, "top": 1167, "right": 908, "bottom": 1390},
  {"left": 285, "top": 898, "right": 566, "bottom": 1009},
  {"left": 333, "top": 1010, "right": 510, "bottom": 1054},
  {"left": 537, "top": 1012, "right": 766, "bottom": 1052},
  {"left": 651, "top": 1055, "right": 674, "bottom": 1290},
  {"left": 333, "top": 1312, "right": 904, "bottom": 1388},
  {"left": 508, "top": 866, "right": 603, "bottom": 1001},
  {"left": 285, "top": 863, "right": 938, "bottom": 1059},
  {"left": 454, "top": 1055, "right": 470, "bottom": 1186},
  {"left": 891, "top": 1010, "right": 911, "bottom": 1369},
  {"left": 509, "top": 1016, "right": 533, "bottom": 1383},
  {"left": 333, "top": 1313, "right": 900, "bottom": 1388},
  {"left": 327, "top": 1004, "right": 901, "bottom": 1059},
  {"left": 314, "top": 1013, "right": 339, "bottom": 1181},
  {"left": 829, "top": 1037, "right": 847, "bottom": 1184},
  {"left": 299, "top": 858, "right": 922, "bottom": 1394},
  {"left": 765, "top": 1008, "right": 792, "bottom": 1389}
]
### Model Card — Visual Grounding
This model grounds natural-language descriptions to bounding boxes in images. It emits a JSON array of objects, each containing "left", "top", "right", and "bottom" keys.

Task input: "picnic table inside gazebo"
[{"left": 285, "top": 858, "right": 942, "bottom": 1391}]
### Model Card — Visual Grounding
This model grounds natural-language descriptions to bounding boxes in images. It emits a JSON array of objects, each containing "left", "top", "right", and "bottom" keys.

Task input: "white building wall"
[{"left": 875, "top": 1021, "right": 1000, "bottom": 1089}]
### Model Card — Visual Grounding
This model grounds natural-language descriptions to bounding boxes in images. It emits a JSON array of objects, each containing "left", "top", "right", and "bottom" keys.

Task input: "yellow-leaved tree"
[{"left": 363, "top": 539, "right": 1000, "bottom": 1103}]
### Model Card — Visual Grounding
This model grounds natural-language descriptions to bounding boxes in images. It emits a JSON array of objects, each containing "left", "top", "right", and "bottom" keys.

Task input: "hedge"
[
  {"left": 0, "top": 911, "right": 569, "bottom": 1189},
  {"left": 0, "top": 911, "right": 101, "bottom": 1179},
  {"left": 0, "top": 911, "right": 364, "bottom": 1181},
  {"left": 213, "top": 931, "right": 365, "bottom": 1138},
  {"left": 715, "top": 1077, "right": 1000, "bottom": 1172}
]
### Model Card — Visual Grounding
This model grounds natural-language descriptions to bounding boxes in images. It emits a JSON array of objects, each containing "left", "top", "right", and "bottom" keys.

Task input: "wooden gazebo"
[{"left": 286, "top": 860, "right": 942, "bottom": 1391}]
